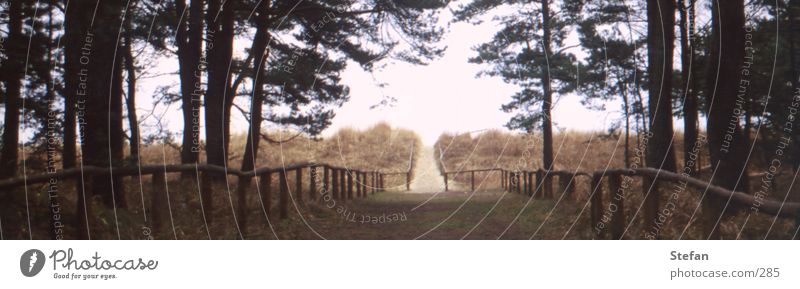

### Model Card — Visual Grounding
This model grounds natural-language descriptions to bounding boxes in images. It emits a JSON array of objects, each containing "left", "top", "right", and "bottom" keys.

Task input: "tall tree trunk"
[
  {"left": 237, "top": 3, "right": 272, "bottom": 235},
  {"left": 679, "top": 0, "right": 699, "bottom": 176},
  {"left": 636, "top": 85, "right": 648, "bottom": 134},
  {"left": 124, "top": 5, "right": 140, "bottom": 164},
  {"left": 45, "top": 0, "right": 62, "bottom": 240},
  {"left": 644, "top": 0, "right": 677, "bottom": 239},
  {"left": 0, "top": 0, "right": 25, "bottom": 240},
  {"left": 790, "top": 0, "right": 800, "bottom": 172},
  {"left": 705, "top": 0, "right": 747, "bottom": 239},
  {"left": 540, "top": 0, "right": 554, "bottom": 197},
  {"left": 176, "top": 0, "right": 204, "bottom": 170},
  {"left": 64, "top": 0, "right": 93, "bottom": 239},
  {"left": 205, "top": 0, "right": 235, "bottom": 171},
  {"left": 63, "top": 19, "right": 78, "bottom": 170},
  {"left": 79, "top": 1, "right": 127, "bottom": 210},
  {"left": 792, "top": 0, "right": 800, "bottom": 88},
  {"left": 646, "top": 0, "right": 677, "bottom": 172},
  {"left": 0, "top": 0, "right": 23, "bottom": 179},
  {"left": 621, "top": 83, "right": 631, "bottom": 168}
]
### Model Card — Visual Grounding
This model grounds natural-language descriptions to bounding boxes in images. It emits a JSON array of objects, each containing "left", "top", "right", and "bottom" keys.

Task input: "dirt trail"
[
  {"left": 262, "top": 190, "right": 591, "bottom": 240},
  {"left": 409, "top": 146, "right": 445, "bottom": 193}
]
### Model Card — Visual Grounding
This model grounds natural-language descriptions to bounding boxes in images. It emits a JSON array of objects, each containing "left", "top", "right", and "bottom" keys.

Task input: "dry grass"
[
  {"left": 433, "top": 129, "right": 798, "bottom": 239},
  {"left": 3, "top": 123, "right": 422, "bottom": 239}
]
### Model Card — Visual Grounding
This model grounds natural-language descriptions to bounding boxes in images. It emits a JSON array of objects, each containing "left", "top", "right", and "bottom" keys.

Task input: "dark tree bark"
[
  {"left": 124, "top": 5, "right": 140, "bottom": 164},
  {"left": 540, "top": 0, "right": 554, "bottom": 197},
  {"left": 679, "top": 0, "right": 699, "bottom": 176},
  {"left": 64, "top": 0, "right": 93, "bottom": 239},
  {"left": 205, "top": 0, "right": 235, "bottom": 171},
  {"left": 176, "top": 0, "right": 204, "bottom": 169},
  {"left": 46, "top": 0, "right": 60, "bottom": 240},
  {"left": 792, "top": 0, "right": 800, "bottom": 88},
  {"left": 790, "top": 0, "right": 800, "bottom": 172},
  {"left": 705, "top": 0, "right": 747, "bottom": 239},
  {"left": 77, "top": 1, "right": 127, "bottom": 209},
  {"left": 646, "top": 0, "right": 678, "bottom": 173},
  {"left": 236, "top": 1, "right": 272, "bottom": 236},
  {"left": 0, "top": 0, "right": 23, "bottom": 179},
  {"left": 621, "top": 83, "right": 631, "bottom": 168},
  {"left": 63, "top": 19, "right": 78, "bottom": 171},
  {"left": 643, "top": 0, "right": 677, "bottom": 239}
]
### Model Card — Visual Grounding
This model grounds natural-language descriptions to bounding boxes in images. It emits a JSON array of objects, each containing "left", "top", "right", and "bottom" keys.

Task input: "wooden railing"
[
  {"left": 442, "top": 168, "right": 587, "bottom": 198},
  {"left": 586, "top": 168, "right": 800, "bottom": 239},
  {"left": 0, "top": 162, "right": 409, "bottom": 239},
  {"left": 442, "top": 168, "right": 505, "bottom": 192},
  {"left": 444, "top": 167, "right": 800, "bottom": 239}
]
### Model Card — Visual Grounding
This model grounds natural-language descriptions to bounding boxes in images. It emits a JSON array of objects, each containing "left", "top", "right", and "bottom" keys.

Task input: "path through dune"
[{"left": 409, "top": 146, "right": 445, "bottom": 193}]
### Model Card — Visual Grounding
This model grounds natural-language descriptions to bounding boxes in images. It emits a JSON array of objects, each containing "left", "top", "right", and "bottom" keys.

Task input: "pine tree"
[{"left": 455, "top": 0, "right": 579, "bottom": 196}]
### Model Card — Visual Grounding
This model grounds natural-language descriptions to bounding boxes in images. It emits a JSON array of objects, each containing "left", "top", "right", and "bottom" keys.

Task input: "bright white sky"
[
  {"left": 322, "top": 9, "right": 623, "bottom": 145},
  {"left": 133, "top": 6, "right": 635, "bottom": 147}
]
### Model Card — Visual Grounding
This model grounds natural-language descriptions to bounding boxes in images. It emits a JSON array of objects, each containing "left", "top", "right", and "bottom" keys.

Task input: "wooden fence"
[
  {"left": 444, "top": 167, "right": 800, "bottom": 239},
  {"left": 442, "top": 168, "right": 583, "bottom": 198},
  {"left": 0, "top": 162, "right": 409, "bottom": 239}
]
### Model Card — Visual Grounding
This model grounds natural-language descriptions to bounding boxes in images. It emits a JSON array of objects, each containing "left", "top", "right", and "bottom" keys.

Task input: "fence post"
[
  {"left": 295, "top": 168, "right": 304, "bottom": 205},
  {"left": 323, "top": 166, "right": 329, "bottom": 197},
  {"left": 523, "top": 171, "right": 529, "bottom": 195},
  {"left": 535, "top": 170, "right": 544, "bottom": 199},
  {"left": 279, "top": 170, "right": 288, "bottom": 219},
  {"left": 356, "top": 171, "right": 362, "bottom": 198},
  {"left": 380, "top": 173, "right": 385, "bottom": 191},
  {"left": 310, "top": 166, "right": 317, "bottom": 201},
  {"left": 510, "top": 171, "right": 515, "bottom": 192},
  {"left": 544, "top": 170, "right": 553, "bottom": 198},
  {"left": 590, "top": 173, "right": 605, "bottom": 239},
  {"left": 500, "top": 170, "right": 504, "bottom": 190},
  {"left": 507, "top": 171, "right": 512, "bottom": 192},
  {"left": 363, "top": 172, "right": 368, "bottom": 196},
  {"left": 150, "top": 170, "right": 167, "bottom": 238},
  {"left": 527, "top": 171, "right": 534, "bottom": 197},
  {"left": 507, "top": 172, "right": 512, "bottom": 192},
  {"left": 471, "top": 171, "right": 475, "bottom": 192},
  {"left": 504, "top": 170, "right": 508, "bottom": 191},
  {"left": 365, "top": 172, "right": 369, "bottom": 196},
  {"left": 339, "top": 169, "right": 347, "bottom": 200},
  {"left": 407, "top": 171, "right": 411, "bottom": 191},
  {"left": 259, "top": 172, "right": 272, "bottom": 220},
  {"left": 608, "top": 173, "right": 625, "bottom": 240},
  {"left": 560, "top": 173, "right": 574, "bottom": 199},
  {"left": 507, "top": 170, "right": 511, "bottom": 191},
  {"left": 499, "top": 170, "right": 503, "bottom": 190},
  {"left": 346, "top": 171, "right": 353, "bottom": 199},
  {"left": 331, "top": 168, "right": 339, "bottom": 200},
  {"left": 444, "top": 172, "right": 449, "bottom": 191},
  {"left": 359, "top": 172, "right": 364, "bottom": 195},
  {"left": 516, "top": 172, "right": 522, "bottom": 194}
]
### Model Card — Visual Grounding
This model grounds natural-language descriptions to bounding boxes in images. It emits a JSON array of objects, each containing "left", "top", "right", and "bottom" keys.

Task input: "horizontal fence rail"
[
  {"left": 0, "top": 163, "right": 409, "bottom": 189},
  {"left": 443, "top": 166, "right": 800, "bottom": 239},
  {"left": 0, "top": 162, "right": 411, "bottom": 239}
]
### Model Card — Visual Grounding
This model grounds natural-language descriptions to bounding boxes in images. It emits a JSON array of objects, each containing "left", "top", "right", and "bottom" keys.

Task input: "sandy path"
[{"left": 409, "top": 146, "right": 445, "bottom": 193}]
